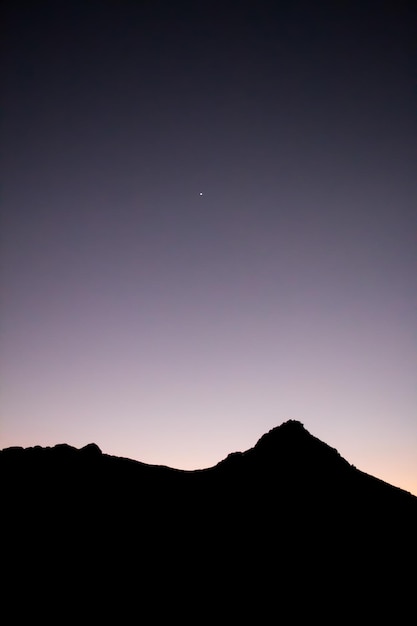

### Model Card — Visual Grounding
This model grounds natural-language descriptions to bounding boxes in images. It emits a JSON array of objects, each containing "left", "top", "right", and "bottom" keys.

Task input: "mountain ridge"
[
  {"left": 2, "top": 419, "right": 416, "bottom": 498},
  {"left": 2, "top": 420, "right": 416, "bottom": 620}
]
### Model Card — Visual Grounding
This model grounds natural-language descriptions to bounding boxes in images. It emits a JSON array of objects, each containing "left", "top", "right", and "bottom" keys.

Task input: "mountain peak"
[
  {"left": 253, "top": 419, "right": 317, "bottom": 453},
  {"left": 221, "top": 419, "right": 352, "bottom": 479},
  {"left": 215, "top": 420, "right": 346, "bottom": 478},
  {"left": 256, "top": 419, "right": 307, "bottom": 441}
]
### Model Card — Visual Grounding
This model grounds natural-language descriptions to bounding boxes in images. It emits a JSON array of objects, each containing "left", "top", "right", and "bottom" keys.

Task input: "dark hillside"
[{"left": 2, "top": 421, "right": 416, "bottom": 620}]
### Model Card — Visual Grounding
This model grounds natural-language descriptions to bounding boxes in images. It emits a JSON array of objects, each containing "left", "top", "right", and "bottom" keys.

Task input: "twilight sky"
[{"left": 2, "top": 0, "right": 416, "bottom": 494}]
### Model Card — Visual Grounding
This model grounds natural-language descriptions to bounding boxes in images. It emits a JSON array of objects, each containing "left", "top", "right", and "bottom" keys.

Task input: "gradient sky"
[{"left": 2, "top": 1, "right": 416, "bottom": 495}]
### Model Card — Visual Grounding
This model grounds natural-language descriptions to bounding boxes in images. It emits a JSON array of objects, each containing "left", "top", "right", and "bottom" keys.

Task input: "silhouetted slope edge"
[
  {"left": 214, "top": 420, "right": 416, "bottom": 501},
  {"left": 2, "top": 420, "right": 416, "bottom": 620},
  {"left": 2, "top": 420, "right": 416, "bottom": 500},
  {"left": 2, "top": 419, "right": 416, "bottom": 538}
]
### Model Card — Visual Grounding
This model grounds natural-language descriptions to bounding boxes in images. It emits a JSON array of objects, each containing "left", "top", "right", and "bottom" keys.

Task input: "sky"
[{"left": 1, "top": 0, "right": 416, "bottom": 495}]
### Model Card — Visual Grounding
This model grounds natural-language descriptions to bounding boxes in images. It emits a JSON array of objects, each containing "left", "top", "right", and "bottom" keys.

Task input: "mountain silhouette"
[{"left": 2, "top": 420, "right": 416, "bottom": 620}]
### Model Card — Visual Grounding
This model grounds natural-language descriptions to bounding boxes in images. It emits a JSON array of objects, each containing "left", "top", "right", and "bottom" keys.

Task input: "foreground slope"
[{"left": 2, "top": 420, "right": 416, "bottom": 619}]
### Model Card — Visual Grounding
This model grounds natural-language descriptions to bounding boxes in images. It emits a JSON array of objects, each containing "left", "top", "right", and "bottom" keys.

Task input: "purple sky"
[{"left": 2, "top": 1, "right": 416, "bottom": 494}]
